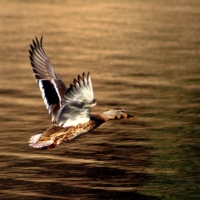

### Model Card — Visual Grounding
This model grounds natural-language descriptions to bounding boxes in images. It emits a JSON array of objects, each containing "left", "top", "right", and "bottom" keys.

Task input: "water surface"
[{"left": 0, "top": 0, "right": 200, "bottom": 199}]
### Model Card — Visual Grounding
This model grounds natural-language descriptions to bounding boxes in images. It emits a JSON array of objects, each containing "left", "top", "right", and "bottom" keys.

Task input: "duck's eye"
[
  {"left": 92, "top": 99, "right": 97, "bottom": 104},
  {"left": 90, "top": 99, "right": 97, "bottom": 107}
]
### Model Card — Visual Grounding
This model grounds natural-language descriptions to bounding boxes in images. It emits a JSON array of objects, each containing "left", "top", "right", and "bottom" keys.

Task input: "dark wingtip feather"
[
  {"left": 29, "top": 50, "right": 32, "bottom": 56},
  {"left": 77, "top": 75, "right": 83, "bottom": 84},
  {"left": 73, "top": 78, "right": 78, "bottom": 85},
  {"left": 35, "top": 37, "right": 40, "bottom": 46},
  {"left": 30, "top": 44, "right": 34, "bottom": 51},
  {"left": 33, "top": 39, "right": 36, "bottom": 47},
  {"left": 87, "top": 72, "right": 90, "bottom": 79},
  {"left": 34, "top": 36, "right": 43, "bottom": 47},
  {"left": 30, "top": 36, "right": 43, "bottom": 50},
  {"left": 40, "top": 36, "right": 43, "bottom": 46}
]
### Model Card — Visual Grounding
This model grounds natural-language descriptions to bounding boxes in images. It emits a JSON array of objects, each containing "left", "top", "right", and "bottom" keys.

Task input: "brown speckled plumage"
[{"left": 39, "top": 117, "right": 102, "bottom": 145}]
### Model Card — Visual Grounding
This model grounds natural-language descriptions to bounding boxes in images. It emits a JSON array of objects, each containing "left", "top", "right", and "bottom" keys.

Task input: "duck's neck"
[{"left": 90, "top": 114, "right": 107, "bottom": 122}]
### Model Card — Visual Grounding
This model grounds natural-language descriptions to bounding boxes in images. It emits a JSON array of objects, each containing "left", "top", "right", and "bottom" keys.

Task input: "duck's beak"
[{"left": 127, "top": 114, "right": 137, "bottom": 120}]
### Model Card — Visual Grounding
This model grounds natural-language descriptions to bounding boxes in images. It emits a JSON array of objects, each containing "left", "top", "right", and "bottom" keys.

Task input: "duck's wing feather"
[
  {"left": 29, "top": 37, "right": 67, "bottom": 122},
  {"left": 57, "top": 72, "right": 97, "bottom": 127}
]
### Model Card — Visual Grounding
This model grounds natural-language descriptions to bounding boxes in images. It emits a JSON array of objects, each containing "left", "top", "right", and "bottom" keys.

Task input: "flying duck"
[{"left": 28, "top": 37, "right": 136, "bottom": 150}]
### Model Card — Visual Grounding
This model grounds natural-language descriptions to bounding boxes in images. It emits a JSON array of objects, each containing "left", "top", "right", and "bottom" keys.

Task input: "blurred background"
[{"left": 0, "top": 0, "right": 200, "bottom": 199}]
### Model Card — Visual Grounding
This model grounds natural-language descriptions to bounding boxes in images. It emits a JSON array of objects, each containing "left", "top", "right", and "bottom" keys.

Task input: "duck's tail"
[{"left": 28, "top": 133, "right": 57, "bottom": 150}]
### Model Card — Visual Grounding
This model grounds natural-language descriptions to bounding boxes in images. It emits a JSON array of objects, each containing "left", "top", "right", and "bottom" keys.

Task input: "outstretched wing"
[
  {"left": 57, "top": 72, "right": 97, "bottom": 127},
  {"left": 29, "top": 37, "right": 67, "bottom": 122}
]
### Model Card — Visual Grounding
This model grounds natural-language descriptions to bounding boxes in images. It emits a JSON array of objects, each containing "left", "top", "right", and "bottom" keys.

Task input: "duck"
[{"left": 28, "top": 37, "right": 136, "bottom": 150}]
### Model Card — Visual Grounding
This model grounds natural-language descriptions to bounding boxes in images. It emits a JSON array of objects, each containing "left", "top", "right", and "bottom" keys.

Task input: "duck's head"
[{"left": 101, "top": 108, "right": 136, "bottom": 121}]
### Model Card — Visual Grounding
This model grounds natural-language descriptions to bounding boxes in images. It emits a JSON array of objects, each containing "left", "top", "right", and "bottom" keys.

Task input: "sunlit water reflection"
[{"left": 0, "top": 0, "right": 200, "bottom": 199}]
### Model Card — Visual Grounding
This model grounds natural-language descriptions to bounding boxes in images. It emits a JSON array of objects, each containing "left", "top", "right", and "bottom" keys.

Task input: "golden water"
[{"left": 0, "top": 0, "right": 200, "bottom": 199}]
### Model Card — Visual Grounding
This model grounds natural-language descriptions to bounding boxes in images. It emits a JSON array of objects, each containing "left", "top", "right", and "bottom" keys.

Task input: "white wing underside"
[{"left": 57, "top": 73, "right": 96, "bottom": 127}]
